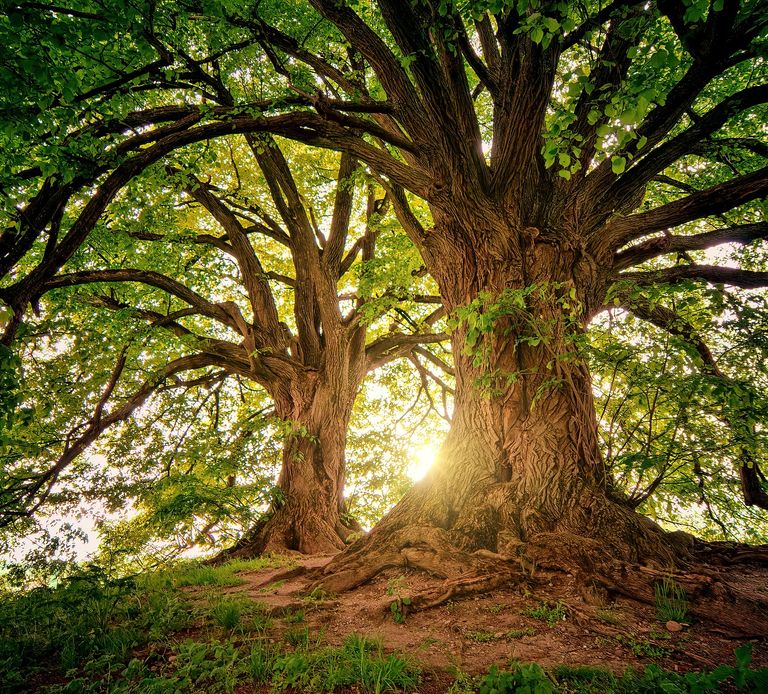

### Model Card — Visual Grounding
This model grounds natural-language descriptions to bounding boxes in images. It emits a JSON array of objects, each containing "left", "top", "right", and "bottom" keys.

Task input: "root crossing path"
[{"left": 185, "top": 552, "right": 768, "bottom": 677}]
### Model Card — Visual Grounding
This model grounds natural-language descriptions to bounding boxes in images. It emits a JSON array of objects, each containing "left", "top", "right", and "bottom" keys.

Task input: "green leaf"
[{"left": 542, "top": 17, "right": 559, "bottom": 33}]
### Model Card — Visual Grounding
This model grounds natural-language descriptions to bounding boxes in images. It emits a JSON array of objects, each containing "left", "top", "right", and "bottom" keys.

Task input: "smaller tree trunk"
[{"left": 222, "top": 376, "right": 361, "bottom": 558}]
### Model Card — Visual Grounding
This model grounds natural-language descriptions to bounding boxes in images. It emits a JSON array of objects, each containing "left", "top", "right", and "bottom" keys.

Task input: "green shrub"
[{"left": 479, "top": 663, "right": 554, "bottom": 694}]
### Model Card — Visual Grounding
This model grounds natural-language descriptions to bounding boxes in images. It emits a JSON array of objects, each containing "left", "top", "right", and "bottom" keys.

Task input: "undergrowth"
[
  {"left": 2, "top": 561, "right": 766, "bottom": 693},
  {"left": 460, "top": 646, "right": 768, "bottom": 693}
]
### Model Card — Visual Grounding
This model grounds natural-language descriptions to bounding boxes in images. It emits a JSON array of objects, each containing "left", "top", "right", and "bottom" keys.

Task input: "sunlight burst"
[{"left": 407, "top": 443, "right": 440, "bottom": 482}]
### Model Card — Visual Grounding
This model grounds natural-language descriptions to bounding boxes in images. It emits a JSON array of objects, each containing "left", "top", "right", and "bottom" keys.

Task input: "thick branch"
[
  {"left": 324, "top": 153, "right": 358, "bottom": 273},
  {"left": 185, "top": 177, "right": 284, "bottom": 347},
  {"left": 607, "top": 85, "right": 768, "bottom": 210},
  {"left": 597, "top": 166, "right": 768, "bottom": 250},
  {"left": 619, "top": 264, "right": 768, "bottom": 289},
  {"left": 614, "top": 222, "right": 768, "bottom": 270},
  {"left": 35, "top": 269, "right": 244, "bottom": 333},
  {"left": 365, "top": 331, "right": 448, "bottom": 372}
]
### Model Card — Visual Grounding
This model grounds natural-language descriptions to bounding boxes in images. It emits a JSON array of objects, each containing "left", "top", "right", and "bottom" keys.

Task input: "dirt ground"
[{"left": 184, "top": 553, "right": 768, "bottom": 684}]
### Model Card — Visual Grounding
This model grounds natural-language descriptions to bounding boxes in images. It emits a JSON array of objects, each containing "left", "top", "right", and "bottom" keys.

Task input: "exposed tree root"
[
  {"left": 406, "top": 571, "right": 518, "bottom": 612},
  {"left": 594, "top": 561, "right": 768, "bottom": 638},
  {"left": 311, "top": 524, "right": 768, "bottom": 638},
  {"left": 691, "top": 539, "right": 768, "bottom": 566}
]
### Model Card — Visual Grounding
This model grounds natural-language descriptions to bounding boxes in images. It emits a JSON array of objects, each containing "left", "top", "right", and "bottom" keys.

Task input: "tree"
[
  {"left": 589, "top": 289, "right": 768, "bottom": 542},
  {"left": 2, "top": 0, "right": 767, "bottom": 628},
  {"left": 3, "top": 135, "right": 447, "bottom": 554}
]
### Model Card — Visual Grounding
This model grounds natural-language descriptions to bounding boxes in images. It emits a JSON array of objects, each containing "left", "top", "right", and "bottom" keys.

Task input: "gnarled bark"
[
  {"left": 221, "top": 366, "right": 364, "bottom": 558},
  {"left": 318, "top": 213, "right": 679, "bottom": 595}
]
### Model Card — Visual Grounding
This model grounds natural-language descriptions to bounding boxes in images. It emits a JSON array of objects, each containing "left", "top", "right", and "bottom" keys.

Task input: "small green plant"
[
  {"left": 207, "top": 595, "right": 268, "bottom": 633},
  {"left": 247, "top": 641, "right": 280, "bottom": 684},
  {"left": 479, "top": 663, "right": 554, "bottom": 694},
  {"left": 551, "top": 664, "right": 618, "bottom": 692},
  {"left": 244, "top": 611, "right": 273, "bottom": 633},
  {"left": 506, "top": 627, "right": 536, "bottom": 639},
  {"left": 522, "top": 600, "right": 567, "bottom": 627},
  {"left": 283, "top": 608, "right": 306, "bottom": 623},
  {"left": 595, "top": 607, "right": 622, "bottom": 625},
  {"left": 465, "top": 629, "right": 498, "bottom": 643},
  {"left": 654, "top": 576, "right": 688, "bottom": 623},
  {"left": 389, "top": 597, "right": 412, "bottom": 625},
  {"left": 284, "top": 625, "right": 313, "bottom": 648},
  {"left": 386, "top": 575, "right": 412, "bottom": 624},
  {"left": 448, "top": 668, "right": 478, "bottom": 694},
  {"left": 259, "top": 579, "right": 286, "bottom": 593},
  {"left": 419, "top": 636, "right": 439, "bottom": 649},
  {"left": 616, "top": 634, "right": 672, "bottom": 660},
  {"left": 303, "top": 586, "right": 332, "bottom": 604},
  {"left": 210, "top": 599, "right": 243, "bottom": 629},
  {"left": 485, "top": 603, "right": 505, "bottom": 615},
  {"left": 648, "top": 626, "right": 672, "bottom": 640}
]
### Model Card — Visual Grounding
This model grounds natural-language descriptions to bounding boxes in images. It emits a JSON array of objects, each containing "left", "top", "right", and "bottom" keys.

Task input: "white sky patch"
[{"left": 703, "top": 241, "right": 741, "bottom": 268}]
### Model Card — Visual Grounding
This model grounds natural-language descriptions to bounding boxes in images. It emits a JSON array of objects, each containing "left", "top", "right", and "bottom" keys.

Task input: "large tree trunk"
[
  {"left": 312, "top": 211, "right": 768, "bottom": 638},
  {"left": 319, "top": 213, "right": 679, "bottom": 589}
]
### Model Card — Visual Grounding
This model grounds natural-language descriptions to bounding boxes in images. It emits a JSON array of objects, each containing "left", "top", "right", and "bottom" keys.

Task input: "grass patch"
[
  {"left": 210, "top": 598, "right": 244, "bottom": 629},
  {"left": 595, "top": 607, "right": 622, "bottom": 625},
  {"left": 270, "top": 633, "right": 419, "bottom": 693},
  {"left": 465, "top": 629, "right": 498, "bottom": 643},
  {"left": 171, "top": 556, "right": 290, "bottom": 588},
  {"left": 284, "top": 625, "right": 320, "bottom": 649},
  {"left": 171, "top": 562, "right": 245, "bottom": 588},
  {"left": 615, "top": 635, "right": 672, "bottom": 660},
  {"left": 522, "top": 600, "right": 567, "bottom": 627},
  {"left": 484, "top": 603, "right": 505, "bottom": 614},
  {"left": 0, "top": 565, "right": 192, "bottom": 692},
  {"left": 258, "top": 579, "right": 287, "bottom": 593},
  {"left": 207, "top": 595, "right": 269, "bottom": 632},
  {"left": 552, "top": 664, "right": 617, "bottom": 692},
  {"left": 303, "top": 586, "right": 334, "bottom": 604},
  {"left": 654, "top": 577, "right": 688, "bottom": 623},
  {"left": 283, "top": 608, "right": 306, "bottom": 623},
  {"left": 468, "top": 647, "right": 768, "bottom": 693},
  {"left": 465, "top": 627, "right": 536, "bottom": 643}
]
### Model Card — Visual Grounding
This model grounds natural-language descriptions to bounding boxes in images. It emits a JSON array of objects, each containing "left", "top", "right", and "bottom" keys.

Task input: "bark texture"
[
  {"left": 226, "top": 371, "right": 363, "bottom": 557},
  {"left": 318, "top": 207, "right": 679, "bottom": 595}
]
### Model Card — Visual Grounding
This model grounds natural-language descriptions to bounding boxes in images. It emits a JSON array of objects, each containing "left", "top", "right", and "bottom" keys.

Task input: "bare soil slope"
[{"left": 184, "top": 553, "right": 768, "bottom": 684}]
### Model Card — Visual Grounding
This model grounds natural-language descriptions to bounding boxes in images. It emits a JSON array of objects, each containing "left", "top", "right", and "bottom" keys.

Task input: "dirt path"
[{"left": 185, "top": 554, "right": 768, "bottom": 677}]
